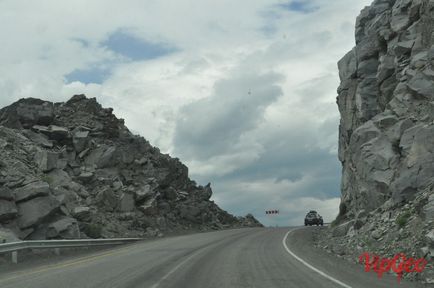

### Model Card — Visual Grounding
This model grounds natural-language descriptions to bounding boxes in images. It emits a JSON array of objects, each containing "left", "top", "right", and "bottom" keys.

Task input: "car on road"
[{"left": 304, "top": 210, "right": 323, "bottom": 226}]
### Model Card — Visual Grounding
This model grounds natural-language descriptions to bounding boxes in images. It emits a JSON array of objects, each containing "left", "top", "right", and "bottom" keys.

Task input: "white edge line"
[{"left": 282, "top": 229, "right": 353, "bottom": 288}]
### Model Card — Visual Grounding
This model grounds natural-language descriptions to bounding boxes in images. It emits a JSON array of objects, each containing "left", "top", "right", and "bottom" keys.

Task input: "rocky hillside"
[
  {"left": 0, "top": 95, "right": 262, "bottom": 242},
  {"left": 318, "top": 0, "right": 433, "bottom": 284}
]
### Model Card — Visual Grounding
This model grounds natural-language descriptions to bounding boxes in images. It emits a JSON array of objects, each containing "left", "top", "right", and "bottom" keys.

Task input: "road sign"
[{"left": 265, "top": 210, "right": 279, "bottom": 215}]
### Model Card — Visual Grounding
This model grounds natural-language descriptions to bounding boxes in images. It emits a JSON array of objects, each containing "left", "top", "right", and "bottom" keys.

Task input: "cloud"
[
  {"left": 0, "top": 0, "right": 374, "bottom": 226},
  {"left": 173, "top": 72, "right": 284, "bottom": 159}
]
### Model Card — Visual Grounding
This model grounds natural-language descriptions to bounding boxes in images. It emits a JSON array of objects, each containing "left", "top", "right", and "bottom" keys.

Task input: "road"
[{"left": 0, "top": 227, "right": 426, "bottom": 288}]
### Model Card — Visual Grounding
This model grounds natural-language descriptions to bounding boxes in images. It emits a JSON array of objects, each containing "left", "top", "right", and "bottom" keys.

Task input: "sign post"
[{"left": 265, "top": 210, "right": 279, "bottom": 227}]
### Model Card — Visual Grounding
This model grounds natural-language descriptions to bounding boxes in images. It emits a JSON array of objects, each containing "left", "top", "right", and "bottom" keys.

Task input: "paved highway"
[{"left": 0, "top": 227, "right": 425, "bottom": 288}]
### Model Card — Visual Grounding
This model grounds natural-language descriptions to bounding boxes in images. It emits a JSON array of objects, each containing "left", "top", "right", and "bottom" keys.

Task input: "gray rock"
[
  {"left": 46, "top": 169, "right": 73, "bottom": 189},
  {"left": 426, "top": 230, "right": 434, "bottom": 247},
  {"left": 407, "top": 72, "right": 434, "bottom": 99},
  {"left": 424, "top": 194, "right": 434, "bottom": 220},
  {"left": 139, "top": 197, "right": 158, "bottom": 215},
  {"left": 371, "top": 229, "right": 383, "bottom": 240},
  {"left": 72, "top": 130, "right": 89, "bottom": 152},
  {"left": 332, "top": 221, "right": 355, "bottom": 237},
  {"left": 34, "top": 150, "right": 66, "bottom": 172},
  {"left": 95, "top": 188, "right": 118, "bottom": 211},
  {"left": 0, "top": 94, "right": 263, "bottom": 240},
  {"left": 33, "top": 125, "right": 70, "bottom": 141},
  {"left": 0, "top": 200, "right": 18, "bottom": 221},
  {"left": 72, "top": 206, "right": 91, "bottom": 222},
  {"left": 23, "top": 129, "right": 53, "bottom": 148},
  {"left": 0, "top": 98, "right": 54, "bottom": 128},
  {"left": 0, "top": 228, "right": 20, "bottom": 243},
  {"left": 180, "top": 205, "right": 202, "bottom": 222},
  {"left": 134, "top": 185, "right": 153, "bottom": 202},
  {"left": 17, "top": 196, "right": 60, "bottom": 229},
  {"left": 47, "top": 125, "right": 70, "bottom": 141},
  {"left": 119, "top": 192, "right": 135, "bottom": 212},
  {"left": 0, "top": 186, "right": 14, "bottom": 201},
  {"left": 201, "top": 183, "right": 213, "bottom": 201},
  {"left": 46, "top": 217, "right": 80, "bottom": 239},
  {"left": 338, "top": 49, "right": 357, "bottom": 80},
  {"left": 14, "top": 181, "right": 50, "bottom": 202},
  {"left": 85, "top": 146, "right": 117, "bottom": 168},
  {"left": 394, "top": 40, "right": 414, "bottom": 56},
  {"left": 78, "top": 172, "right": 94, "bottom": 183}
]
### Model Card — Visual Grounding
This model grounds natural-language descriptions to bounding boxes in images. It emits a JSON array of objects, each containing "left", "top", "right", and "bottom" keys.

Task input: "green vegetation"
[
  {"left": 82, "top": 224, "right": 103, "bottom": 239},
  {"left": 40, "top": 174, "right": 53, "bottom": 184},
  {"left": 330, "top": 219, "right": 338, "bottom": 228},
  {"left": 362, "top": 237, "right": 374, "bottom": 249},
  {"left": 396, "top": 211, "right": 411, "bottom": 228}
]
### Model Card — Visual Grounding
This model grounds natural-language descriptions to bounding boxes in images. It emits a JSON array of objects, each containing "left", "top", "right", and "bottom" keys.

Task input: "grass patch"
[
  {"left": 40, "top": 174, "right": 53, "bottom": 184},
  {"left": 396, "top": 211, "right": 411, "bottom": 228}
]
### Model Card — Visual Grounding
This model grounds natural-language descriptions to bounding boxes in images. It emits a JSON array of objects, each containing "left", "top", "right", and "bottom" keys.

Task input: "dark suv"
[{"left": 304, "top": 210, "right": 323, "bottom": 226}]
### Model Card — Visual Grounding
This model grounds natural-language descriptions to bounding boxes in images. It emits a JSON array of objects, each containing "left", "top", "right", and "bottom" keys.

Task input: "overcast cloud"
[{"left": 0, "top": 0, "right": 373, "bottom": 226}]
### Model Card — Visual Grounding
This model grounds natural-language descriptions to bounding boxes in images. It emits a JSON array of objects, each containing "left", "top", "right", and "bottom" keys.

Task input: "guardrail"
[{"left": 0, "top": 238, "right": 142, "bottom": 264}]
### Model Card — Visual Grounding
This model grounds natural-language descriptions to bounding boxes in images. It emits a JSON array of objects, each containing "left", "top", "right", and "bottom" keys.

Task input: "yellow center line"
[{"left": 0, "top": 243, "right": 142, "bottom": 284}]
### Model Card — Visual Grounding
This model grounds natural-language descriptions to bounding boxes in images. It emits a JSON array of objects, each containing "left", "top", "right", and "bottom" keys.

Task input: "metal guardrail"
[{"left": 0, "top": 238, "right": 142, "bottom": 264}]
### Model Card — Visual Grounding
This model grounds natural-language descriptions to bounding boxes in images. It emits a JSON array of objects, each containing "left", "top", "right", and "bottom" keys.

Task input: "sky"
[{"left": 0, "top": 0, "right": 373, "bottom": 226}]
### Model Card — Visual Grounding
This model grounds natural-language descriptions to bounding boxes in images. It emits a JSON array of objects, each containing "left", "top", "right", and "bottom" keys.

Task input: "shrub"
[
  {"left": 396, "top": 211, "right": 411, "bottom": 228},
  {"left": 40, "top": 174, "right": 53, "bottom": 184},
  {"left": 82, "top": 224, "right": 103, "bottom": 239}
]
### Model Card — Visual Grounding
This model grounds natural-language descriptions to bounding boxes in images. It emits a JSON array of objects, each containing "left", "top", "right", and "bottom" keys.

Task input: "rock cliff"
[
  {"left": 337, "top": 0, "right": 434, "bottom": 218},
  {"left": 0, "top": 95, "right": 262, "bottom": 241},
  {"left": 318, "top": 0, "right": 433, "bottom": 284}
]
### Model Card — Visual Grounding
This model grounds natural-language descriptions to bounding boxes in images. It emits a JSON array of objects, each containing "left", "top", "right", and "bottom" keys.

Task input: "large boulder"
[
  {"left": 72, "top": 130, "right": 89, "bottom": 152},
  {"left": 0, "top": 200, "right": 18, "bottom": 221},
  {"left": 46, "top": 217, "right": 80, "bottom": 239},
  {"left": 139, "top": 197, "right": 158, "bottom": 215},
  {"left": 14, "top": 181, "right": 50, "bottom": 202},
  {"left": 34, "top": 150, "right": 67, "bottom": 172},
  {"left": 0, "top": 98, "right": 54, "bottom": 129},
  {"left": 85, "top": 146, "right": 117, "bottom": 168},
  {"left": 33, "top": 125, "right": 70, "bottom": 141},
  {"left": 17, "top": 196, "right": 60, "bottom": 229},
  {"left": 72, "top": 206, "right": 92, "bottom": 222},
  {"left": 119, "top": 192, "right": 135, "bottom": 212},
  {"left": 0, "top": 186, "right": 14, "bottom": 201}
]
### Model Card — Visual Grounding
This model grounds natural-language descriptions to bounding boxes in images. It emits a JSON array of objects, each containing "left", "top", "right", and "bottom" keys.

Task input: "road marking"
[
  {"left": 0, "top": 243, "right": 139, "bottom": 285},
  {"left": 150, "top": 249, "right": 204, "bottom": 288},
  {"left": 282, "top": 229, "right": 353, "bottom": 288}
]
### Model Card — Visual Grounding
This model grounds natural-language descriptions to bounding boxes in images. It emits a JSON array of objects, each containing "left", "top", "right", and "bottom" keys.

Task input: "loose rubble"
[{"left": 0, "top": 95, "right": 262, "bottom": 242}]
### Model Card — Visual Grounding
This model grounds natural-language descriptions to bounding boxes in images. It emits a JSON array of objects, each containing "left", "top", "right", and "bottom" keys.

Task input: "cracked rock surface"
[
  {"left": 318, "top": 0, "right": 434, "bottom": 285},
  {"left": 0, "top": 95, "right": 262, "bottom": 241}
]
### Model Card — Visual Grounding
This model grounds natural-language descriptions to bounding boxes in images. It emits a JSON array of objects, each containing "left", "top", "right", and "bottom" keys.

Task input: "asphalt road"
[{"left": 0, "top": 227, "right": 426, "bottom": 288}]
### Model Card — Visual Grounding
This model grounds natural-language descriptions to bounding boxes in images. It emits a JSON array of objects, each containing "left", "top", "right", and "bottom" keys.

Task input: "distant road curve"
[{"left": 0, "top": 227, "right": 425, "bottom": 288}]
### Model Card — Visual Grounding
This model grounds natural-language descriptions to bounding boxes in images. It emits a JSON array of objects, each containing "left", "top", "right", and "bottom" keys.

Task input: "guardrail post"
[
  {"left": 11, "top": 251, "right": 17, "bottom": 264},
  {"left": 54, "top": 248, "right": 60, "bottom": 255}
]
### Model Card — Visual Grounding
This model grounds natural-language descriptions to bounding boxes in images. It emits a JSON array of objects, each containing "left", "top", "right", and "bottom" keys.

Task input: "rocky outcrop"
[
  {"left": 329, "top": 0, "right": 434, "bottom": 284},
  {"left": 337, "top": 0, "right": 434, "bottom": 217},
  {"left": 0, "top": 95, "right": 262, "bottom": 242}
]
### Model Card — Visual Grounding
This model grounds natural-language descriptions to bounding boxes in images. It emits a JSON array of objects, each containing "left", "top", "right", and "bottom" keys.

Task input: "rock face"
[
  {"left": 330, "top": 0, "right": 434, "bottom": 284},
  {"left": 0, "top": 95, "right": 262, "bottom": 241},
  {"left": 337, "top": 0, "right": 434, "bottom": 218}
]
